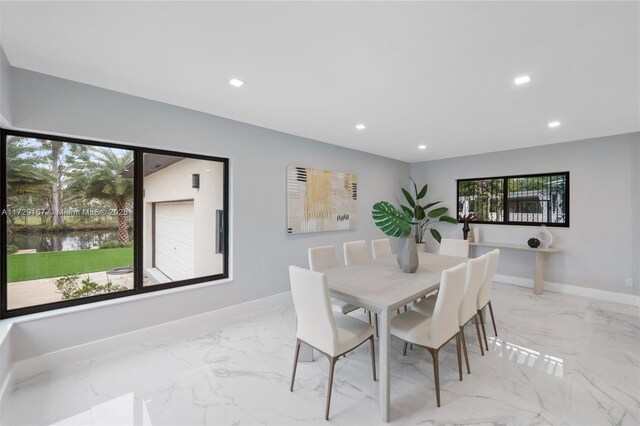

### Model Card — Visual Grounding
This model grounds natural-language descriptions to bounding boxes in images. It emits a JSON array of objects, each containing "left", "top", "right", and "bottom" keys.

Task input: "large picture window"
[
  {"left": 141, "top": 153, "right": 226, "bottom": 285},
  {"left": 1, "top": 129, "right": 229, "bottom": 318},
  {"left": 457, "top": 172, "right": 569, "bottom": 227}
]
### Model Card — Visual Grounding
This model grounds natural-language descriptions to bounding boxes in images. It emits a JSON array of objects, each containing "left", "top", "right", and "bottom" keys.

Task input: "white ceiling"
[{"left": 1, "top": 1, "right": 638, "bottom": 162}]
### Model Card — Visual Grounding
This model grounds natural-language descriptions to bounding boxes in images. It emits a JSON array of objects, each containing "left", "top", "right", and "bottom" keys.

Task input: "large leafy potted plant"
[
  {"left": 401, "top": 178, "right": 457, "bottom": 245},
  {"left": 371, "top": 178, "right": 458, "bottom": 273},
  {"left": 371, "top": 201, "right": 417, "bottom": 272}
]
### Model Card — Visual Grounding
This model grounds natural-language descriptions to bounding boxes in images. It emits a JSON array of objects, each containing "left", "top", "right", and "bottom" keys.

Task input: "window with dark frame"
[
  {"left": 1, "top": 129, "right": 229, "bottom": 318},
  {"left": 457, "top": 172, "right": 569, "bottom": 227}
]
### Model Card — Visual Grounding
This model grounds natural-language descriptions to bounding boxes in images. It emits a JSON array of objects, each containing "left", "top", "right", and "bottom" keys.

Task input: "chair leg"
[
  {"left": 403, "top": 341, "right": 408, "bottom": 356},
  {"left": 368, "top": 310, "right": 372, "bottom": 324},
  {"left": 290, "top": 339, "right": 301, "bottom": 392},
  {"left": 478, "top": 309, "right": 489, "bottom": 351},
  {"left": 325, "top": 356, "right": 337, "bottom": 420},
  {"left": 369, "top": 336, "right": 377, "bottom": 381},
  {"left": 459, "top": 326, "right": 470, "bottom": 373},
  {"left": 474, "top": 315, "right": 485, "bottom": 356},
  {"left": 488, "top": 301, "right": 498, "bottom": 336},
  {"left": 374, "top": 313, "right": 379, "bottom": 338},
  {"left": 428, "top": 348, "right": 441, "bottom": 407},
  {"left": 455, "top": 333, "right": 463, "bottom": 381}
]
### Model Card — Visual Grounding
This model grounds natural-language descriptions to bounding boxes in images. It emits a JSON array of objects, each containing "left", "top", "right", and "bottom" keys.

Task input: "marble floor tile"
[{"left": 1, "top": 284, "right": 638, "bottom": 425}]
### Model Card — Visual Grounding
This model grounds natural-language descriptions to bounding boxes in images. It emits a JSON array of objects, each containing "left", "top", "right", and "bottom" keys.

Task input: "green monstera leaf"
[{"left": 372, "top": 201, "right": 412, "bottom": 238}]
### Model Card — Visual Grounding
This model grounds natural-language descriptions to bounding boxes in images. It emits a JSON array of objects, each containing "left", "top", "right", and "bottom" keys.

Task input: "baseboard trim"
[
  {"left": 9, "top": 291, "right": 293, "bottom": 384},
  {"left": 0, "top": 322, "right": 13, "bottom": 413},
  {"left": 494, "top": 274, "right": 640, "bottom": 307},
  {"left": 0, "top": 369, "right": 12, "bottom": 416}
]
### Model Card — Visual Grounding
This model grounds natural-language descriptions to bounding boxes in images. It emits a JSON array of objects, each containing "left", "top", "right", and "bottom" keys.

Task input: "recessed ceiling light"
[
  {"left": 229, "top": 78, "right": 245, "bottom": 87},
  {"left": 514, "top": 75, "right": 531, "bottom": 85},
  {"left": 418, "top": 145, "right": 427, "bottom": 150},
  {"left": 355, "top": 124, "right": 366, "bottom": 130},
  {"left": 548, "top": 121, "right": 561, "bottom": 128}
]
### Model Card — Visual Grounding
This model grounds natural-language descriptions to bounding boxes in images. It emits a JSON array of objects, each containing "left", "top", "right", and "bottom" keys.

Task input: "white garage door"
[{"left": 155, "top": 201, "right": 195, "bottom": 281}]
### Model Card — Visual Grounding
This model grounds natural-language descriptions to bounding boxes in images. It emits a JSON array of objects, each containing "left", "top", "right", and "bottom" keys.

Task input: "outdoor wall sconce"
[{"left": 192, "top": 173, "right": 200, "bottom": 189}]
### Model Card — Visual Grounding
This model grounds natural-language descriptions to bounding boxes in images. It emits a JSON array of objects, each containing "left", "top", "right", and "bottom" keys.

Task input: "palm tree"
[
  {"left": 37, "top": 140, "right": 92, "bottom": 227},
  {"left": 6, "top": 137, "right": 52, "bottom": 193},
  {"left": 6, "top": 137, "right": 52, "bottom": 224},
  {"left": 79, "top": 148, "right": 134, "bottom": 244},
  {"left": 37, "top": 139, "right": 69, "bottom": 226}
]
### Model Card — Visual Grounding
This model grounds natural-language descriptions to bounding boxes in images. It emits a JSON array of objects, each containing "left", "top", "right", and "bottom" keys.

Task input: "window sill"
[{"left": 0, "top": 277, "right": 234, "bottom": 326}]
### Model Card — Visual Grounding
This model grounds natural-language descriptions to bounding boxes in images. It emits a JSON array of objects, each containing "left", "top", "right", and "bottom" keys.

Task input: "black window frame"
[
  {"left": 456, "top": 171, "right": 570, "bottom": 228},
  {"left": 1, "top": 128, "right": 230, "bottom": 319}
]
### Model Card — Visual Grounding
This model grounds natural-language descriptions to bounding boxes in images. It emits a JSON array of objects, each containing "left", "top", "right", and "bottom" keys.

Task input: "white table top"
[{"left": 323, "top": 252, "right": 467, "bottom": 312}]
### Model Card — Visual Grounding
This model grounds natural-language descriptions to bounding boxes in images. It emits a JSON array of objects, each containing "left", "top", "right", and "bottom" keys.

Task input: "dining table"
[{"left": 323, "top": 251, "right": 468, "bottom": 422}]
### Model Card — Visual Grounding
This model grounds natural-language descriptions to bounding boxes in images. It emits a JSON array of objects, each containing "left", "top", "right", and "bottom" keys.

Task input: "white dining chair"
[
  {"left": 371, "top": 238, "right": 393, "bottom": 259},
  {"left": 413, "top": 255, "right": 488, "bottom": 374},
  {"left": 344, "top": 240, "right": 369, "bottom": 265},
  {"left": 439, "top": 238, "right": 470, "bottom": 258},
  {"left": 477, "top": 249, "right": 500, "bottom": 350},
  {"left": 390, "top": 263, "right": 466, "bottom": 407},
  {"left": 308, "top": 245, "right": 359, "bottom": 315},
  {"left": 289, "top": 266, "right": 376, "bottom": 420},
  {"left": 343, "top": 240, "right": 378, "bottom": 334}
]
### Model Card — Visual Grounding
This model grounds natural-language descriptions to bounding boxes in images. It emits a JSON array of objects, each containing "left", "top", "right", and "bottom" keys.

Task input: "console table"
[{"left": 470, "top": 242, "right": 563, "bottom": 295}]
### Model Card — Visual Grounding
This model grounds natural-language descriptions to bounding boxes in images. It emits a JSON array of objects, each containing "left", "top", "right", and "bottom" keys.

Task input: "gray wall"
[
  {"left": 0, "top": 45, "right": 12, "bottom": 125},
  {"left": 3, "top": 64, "right": 410, "bottom": 358},
  {"left": 410, "top": 133, "right": 640, "bottom": 296},
  {"left": 635, "top": 140, "right": 640, "bottom": 290}
]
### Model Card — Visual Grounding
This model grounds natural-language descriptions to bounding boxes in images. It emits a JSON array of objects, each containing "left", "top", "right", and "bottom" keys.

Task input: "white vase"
[
  {"left": 397, "top": 233, "right": 419, "bottom": 273},
  {"left": 416, "top": 242, "right": 427, "bottom": 253},
  {"left": 472, "top": 227, "right": 481, "bottom": 243},
  {"left": 538, "top": 225, "right": 553, "bottom": 248}
]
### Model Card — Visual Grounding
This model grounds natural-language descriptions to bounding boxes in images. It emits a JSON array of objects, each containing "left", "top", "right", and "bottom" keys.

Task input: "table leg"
[
  {"left": 534, "top": 252, "right": 545, "bottom": 295},
  {"left": 378, "top": 308, "right": 391, "bottom": 422}
]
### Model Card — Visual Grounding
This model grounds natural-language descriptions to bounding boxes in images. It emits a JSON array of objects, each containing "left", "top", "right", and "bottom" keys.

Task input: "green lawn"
[{"left": 8, "top": 247, "right": 133, "bottom": 282}]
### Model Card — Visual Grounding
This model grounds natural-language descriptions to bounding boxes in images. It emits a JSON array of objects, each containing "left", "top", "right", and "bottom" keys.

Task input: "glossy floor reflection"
[{"left": 2, "top": 284, "right": 639, "bottom": 425}]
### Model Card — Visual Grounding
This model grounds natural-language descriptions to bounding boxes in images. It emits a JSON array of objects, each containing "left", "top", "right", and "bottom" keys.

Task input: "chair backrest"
[
  {"left": 344, "top": 240, "right": 369, "bottom": 265},
  {"left": 429, "top": 262, "right": 467, "bottom": 347},
  {"left": 477, "top": 249, "right": 500, "bottom": 308},
  {"left": 371, "top": 238, "right": 393, "bottom": 259},
  {"left": 439, "top": 238, "right": 470, "bottom": 258},
  {"left": 289, "top": 266, "right": 337, "bottom": 355},
  {"left": 308, "top": 245, "right": 338, "bottom": 272},
  {"left": 459, "top": 255, "right": 487, "bottom": 325}
]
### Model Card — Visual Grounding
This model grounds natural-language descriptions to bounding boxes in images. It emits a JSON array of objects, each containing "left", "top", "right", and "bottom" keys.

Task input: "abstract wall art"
[{"left": 287, "top": 166, "right": 357, "bottom": 234}]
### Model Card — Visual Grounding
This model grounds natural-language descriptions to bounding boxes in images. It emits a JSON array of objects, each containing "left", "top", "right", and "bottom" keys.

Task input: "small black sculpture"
[
  {"left": 458, "top": 213, "right": 475, "bottom": 240},
  {"left": 527, "top": 238, "right": 541, "bottom": 248},
  {"left": 462, "top": 221, "right": 470, "bottom": 240}
]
